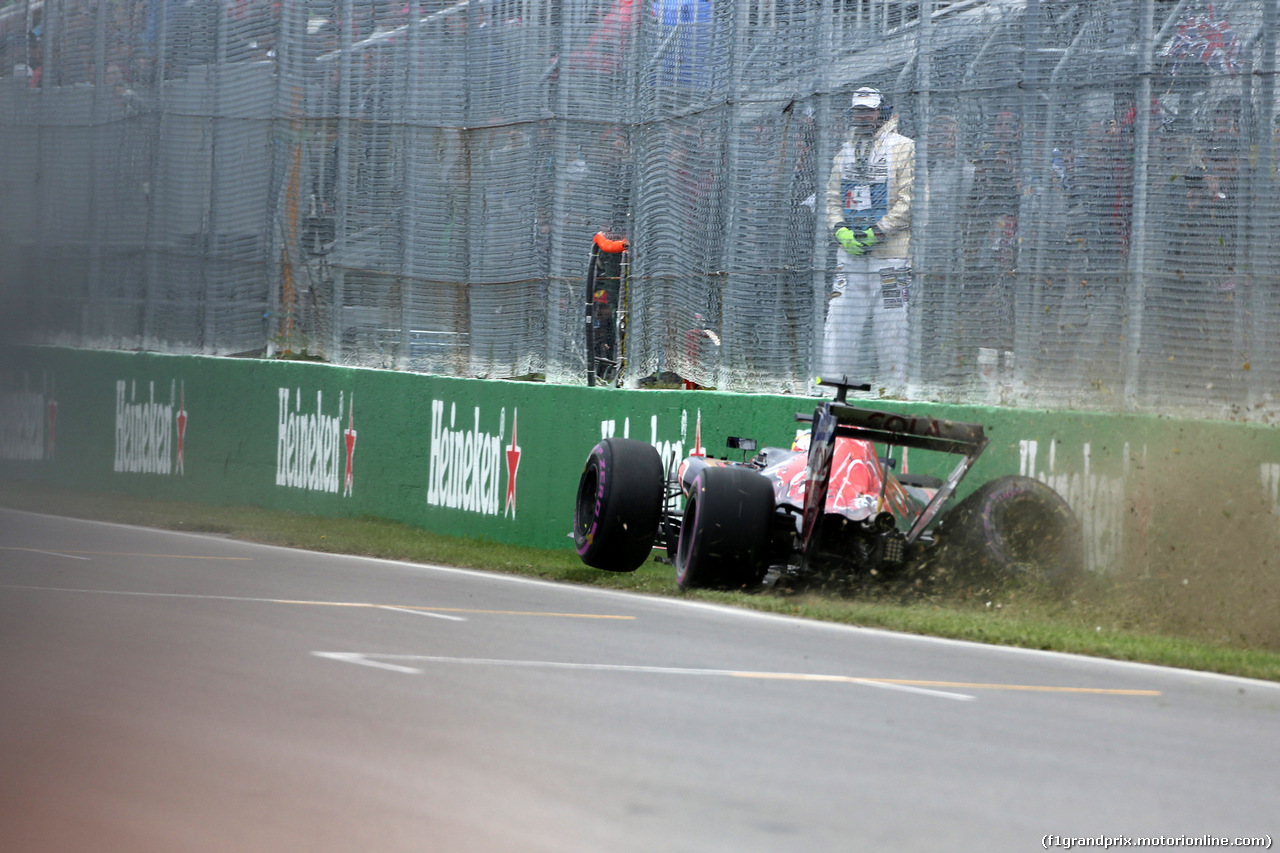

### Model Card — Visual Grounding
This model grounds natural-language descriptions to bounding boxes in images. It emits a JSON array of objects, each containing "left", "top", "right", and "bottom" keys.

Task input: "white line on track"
[
  {"left": 378, "top": 605, "right": 467, "bottom": 622},
  {"left": 12, "top": 547, "right": 91, "bottom": 560},
  {"left": 312, "top": 652, "right": 426, "bottom": 674},
  {"left": 309, "top": 652, "right": 979, "bottom": 701}
]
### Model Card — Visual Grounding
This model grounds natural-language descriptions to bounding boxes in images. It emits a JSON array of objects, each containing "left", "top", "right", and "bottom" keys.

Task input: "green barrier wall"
[{"left": 4, "top": 347, "right": 1279, "bottom": 572}]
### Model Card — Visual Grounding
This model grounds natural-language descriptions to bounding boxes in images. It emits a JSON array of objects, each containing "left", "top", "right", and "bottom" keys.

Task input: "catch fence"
[{"left": 0, "top": 0, "right": 1277, "bottom": 419}]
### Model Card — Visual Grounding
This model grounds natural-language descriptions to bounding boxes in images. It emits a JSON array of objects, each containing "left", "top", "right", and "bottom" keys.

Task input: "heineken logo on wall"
[
  {"left": 1, "top": 372, "right": 57, "bottom": 462},
  {"left": 427, "top": 399, "right": 520, "bottom": 518},
  {"left": 276, "top": 388, "right": 357, "bottom": 497},
  {"left": 115, "top": 379, "right": 187, "bottom": 475}
]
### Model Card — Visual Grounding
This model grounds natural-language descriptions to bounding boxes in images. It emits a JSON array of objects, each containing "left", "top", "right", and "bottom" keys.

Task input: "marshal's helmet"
[{"left": 850, "top": 86, "right": 887, "bottom": 119}]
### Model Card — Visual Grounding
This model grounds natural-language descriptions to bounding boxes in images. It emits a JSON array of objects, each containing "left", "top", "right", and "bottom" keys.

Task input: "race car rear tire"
[
  {"left": 674, "top": 465, "right": 775, "bottom": 591},
  {"left": 940, "top": 475, "right": 1083, "bottom": 585},
  {"left": 574, "top": 438, "right": 665, "bottom": 572}
]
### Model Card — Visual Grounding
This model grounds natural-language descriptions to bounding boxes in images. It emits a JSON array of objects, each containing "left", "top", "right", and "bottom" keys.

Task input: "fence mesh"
[{"left": 1, "top": 0, "right": 1278, "bottom": 419}]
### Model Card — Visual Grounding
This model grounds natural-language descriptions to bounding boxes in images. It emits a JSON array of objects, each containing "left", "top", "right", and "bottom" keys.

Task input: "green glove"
[
  {"left": 856, "top": 226, "right": 878, "bottom": 249},
  {"left": 834, "top": 226, "right": 866, "bottom": 255}
]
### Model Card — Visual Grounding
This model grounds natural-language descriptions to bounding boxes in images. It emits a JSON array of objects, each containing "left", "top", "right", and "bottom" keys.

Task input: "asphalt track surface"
[{"left": 1, "top": 508, "right": 1278, "bottom": 853}]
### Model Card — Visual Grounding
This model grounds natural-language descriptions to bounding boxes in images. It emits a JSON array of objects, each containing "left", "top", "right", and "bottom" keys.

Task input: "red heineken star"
[
  {"left": 176, "top": 383, "right": 187, "bottom": 475},
  {"left": 505, "top": 410, "right": 521, "bottom": 517},
  {"left": 344, "top": 396, "right": 357, "bottom": 497},
  {"left": 46, "top": 378, "right": 57, "bottom": 460}
]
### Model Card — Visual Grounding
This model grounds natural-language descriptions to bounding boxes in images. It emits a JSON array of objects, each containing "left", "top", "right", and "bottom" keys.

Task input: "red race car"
[{"left": 573, "top": 377, "right": 1082, "bottom": 591}]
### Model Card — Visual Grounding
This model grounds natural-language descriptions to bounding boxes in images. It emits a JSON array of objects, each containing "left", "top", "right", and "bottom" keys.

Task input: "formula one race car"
[{"left": 573, "top": 377, "right": 1082, "bottom": 591}]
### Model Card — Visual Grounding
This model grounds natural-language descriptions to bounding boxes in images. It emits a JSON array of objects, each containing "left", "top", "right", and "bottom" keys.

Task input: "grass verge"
[{"left": 3, "top": 481, "right": 1279, "bottom": 683}]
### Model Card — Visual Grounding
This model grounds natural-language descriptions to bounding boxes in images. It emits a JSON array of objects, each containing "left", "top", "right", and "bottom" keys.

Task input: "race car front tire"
[
  {"left": 940, "top": 475, "right": 1083, "bottom": 586},
  {"left": 574, "top": 438, "right": 665, "bottom": 572},
  {"left": 674, "top": 465, "right": 775, "bottom": 591}
]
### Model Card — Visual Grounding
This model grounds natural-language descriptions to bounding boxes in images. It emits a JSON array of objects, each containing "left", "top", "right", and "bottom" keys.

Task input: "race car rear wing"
[
  {"left": 798, "top": 377, "right": 989, "bottom": 548},
  {"left": 802, "top": 373, "right": 987, "bottom": 453},
  {"left": 797, "top": 403, "right": 987, "bottom": 457}
]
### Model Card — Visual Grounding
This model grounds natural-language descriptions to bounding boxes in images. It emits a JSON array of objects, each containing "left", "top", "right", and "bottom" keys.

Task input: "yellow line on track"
[
  {"left": 732, "top": 671, "right": 1160, "bottom": 695},
  {"left": 0, "top": 585, "right": 634, "bottom": 620}
]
